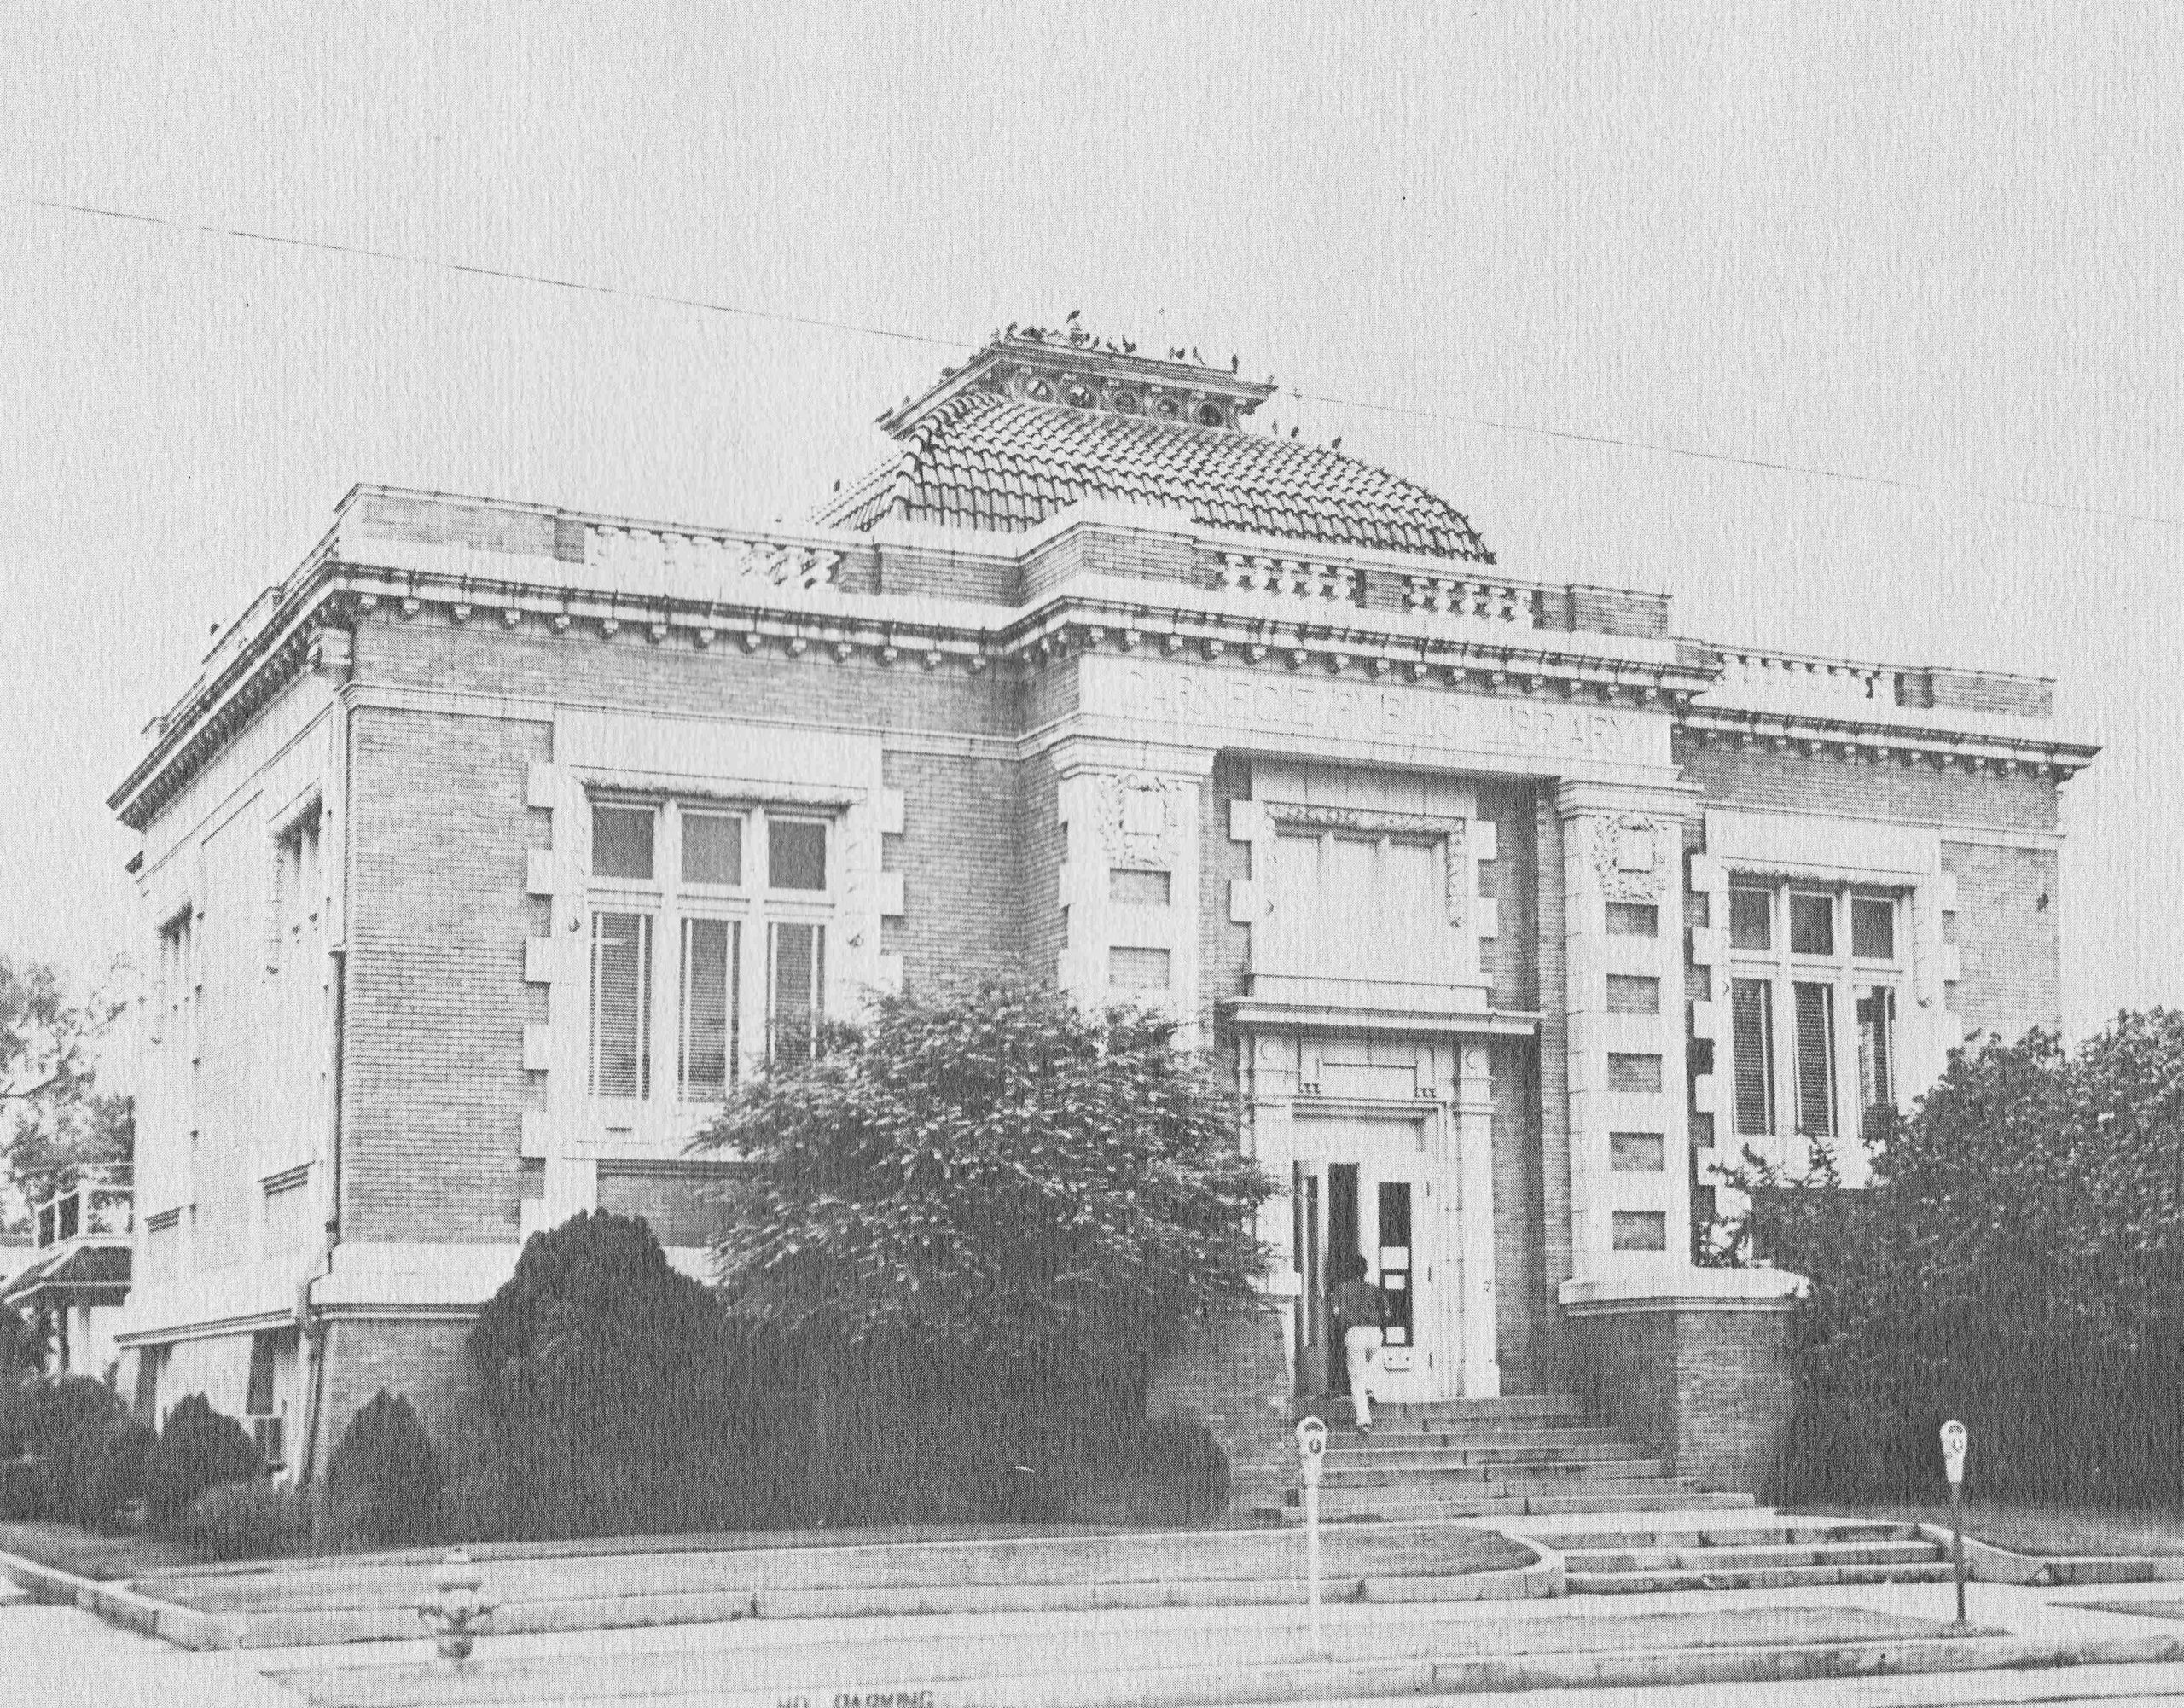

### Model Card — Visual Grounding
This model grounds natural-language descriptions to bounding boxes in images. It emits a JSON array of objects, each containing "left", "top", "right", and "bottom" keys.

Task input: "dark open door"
[{"left": 1327, "top": 1164, "right": 1359, "bottom": 1396}]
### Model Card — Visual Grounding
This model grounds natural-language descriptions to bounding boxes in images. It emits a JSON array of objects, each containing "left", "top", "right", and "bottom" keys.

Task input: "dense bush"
[
  {"left": 144, "top": 1395, "right": 261, "bottom": 1537},
  {"left": 0, "top": 1374, "right": 127, "bottom": 1527},
  {"left": 182, "top": 1479, "right": 311, "bottom": 1561},
  {"left": 1031, "top": 1411, "right": 1233, "bottom": 1528},
  {"left": 0, "top": 1304, "right": 45, "bottom": 1378},
  {"left": 319, "top": 1391, "right": 444, "bottom": 1548},
  {"left": 0, "top": 1458, "right": 38, "bottom": 1519},
  {"left": 468, "top": 1212, "right": 767, "bottom": 1539},
  {"left": 1715, "top": 1011, "right": 2184, "bottom": 1506},
  {"left": 84, "top": 1420, "right": 155, "bottom": 1532}
]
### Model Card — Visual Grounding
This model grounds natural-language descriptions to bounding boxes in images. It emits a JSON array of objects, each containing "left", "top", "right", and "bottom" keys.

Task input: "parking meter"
[
  {"left": 1940, "top": 1420, "right": 1968, "bottom": 1486},
  {"left": 1939, "top": 1420, "right": 1970, "bottom": 1625},
  {"left": 1295, "top": 1415, "right": 1328, "bottom": 1488},
  {"left": 1294, "top": 1416, "right": 1328, "bottom": 1652}
]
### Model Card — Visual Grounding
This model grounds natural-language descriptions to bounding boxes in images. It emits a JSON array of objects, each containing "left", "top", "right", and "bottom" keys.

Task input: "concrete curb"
[
  {"left": 322, "top": 1628, "right": 2184, "bottom": 1708},
  {"left": 5, "top": 1531, "right": 1560, "bottom": 1653},
  {"left": 1910, "top": 1524, "right": 2184, "bottom": 1588},
  {"left": 0, "top": 1548, "right": 239, "bottom": 1651}
]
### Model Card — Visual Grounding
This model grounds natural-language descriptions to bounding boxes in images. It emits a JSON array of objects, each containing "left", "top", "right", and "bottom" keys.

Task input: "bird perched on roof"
[
  {"left": 1331, "top": 436, "right": 1343, "bottom": 450},
  {"left": 1230, "top": 355, "right": 1240, "bottom": 372},
  {"left": 1122, "top": 339, "right": 1136, "bottom": 354},
  {"left": 1290, "top": 427, "right": 1300, "bottom": 439},
  {"left": 1004, "top": 322, "right": 1018, "bottom": 337},
  {"left": 1191, "top": 346, "right": 1203, "bottom": 362}
]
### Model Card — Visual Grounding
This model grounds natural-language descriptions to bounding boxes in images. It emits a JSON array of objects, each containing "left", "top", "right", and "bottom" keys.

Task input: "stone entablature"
[
  {"left": 117, "top": 487, "right": 2093, "bottom": 839},
  {"left": 1684, "top": 643, "right": 2088, "bottom": 776}
]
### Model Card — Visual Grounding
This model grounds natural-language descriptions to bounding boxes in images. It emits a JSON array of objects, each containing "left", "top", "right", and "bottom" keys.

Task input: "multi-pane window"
[
  {"left": 1263, "top": 827, "right": 1459, "bottom": 988},
  {"left": 270, "top": 808, "right": 322, "bottom": 973},
  {"left": 586, "top": 799, "right": 832, "bottom": 1117},
  {"left": 1725, "top": 883, "right": 1902, "bottom": 1141},
  {"left": 153, "top": 909, "right": 195, "bottom": 1048}
]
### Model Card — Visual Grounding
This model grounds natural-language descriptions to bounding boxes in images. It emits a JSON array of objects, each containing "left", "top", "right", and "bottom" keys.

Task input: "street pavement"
[{"left": 0, "top": 1590, "right": 302, "bottom": 1705}]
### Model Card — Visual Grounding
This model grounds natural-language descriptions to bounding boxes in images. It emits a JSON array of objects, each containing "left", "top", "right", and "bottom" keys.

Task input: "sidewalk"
[{"left": 232, "top": 1575, "right": 2184, "bottom": 1705}]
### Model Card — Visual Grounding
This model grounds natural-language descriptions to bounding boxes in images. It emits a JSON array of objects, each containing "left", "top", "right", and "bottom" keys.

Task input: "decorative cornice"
[
  {"left": 1675, "top": 715, "right": 2097, "bottom": 780},
  {"left": 112, "top": 485, "right": 2095, "bottom": 830}
]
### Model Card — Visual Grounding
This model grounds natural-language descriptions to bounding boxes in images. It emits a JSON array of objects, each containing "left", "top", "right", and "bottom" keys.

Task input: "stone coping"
[{"left": 1560, "top": 1266, "right": 1810, "bottom": 1314}]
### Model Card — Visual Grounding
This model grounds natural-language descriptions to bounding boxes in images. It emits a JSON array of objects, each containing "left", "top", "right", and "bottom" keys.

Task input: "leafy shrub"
[
  {"left": 85, "top": 1421, "right": 156, "bottom": 1532},
  {"left": 319, "top": 1391, "right": 444, "bottom": 1549},
  {"left": 0, "top": 1374, "right": 127, "bottom": 1525},
  {"left": 692, "top": 981, "right": 1276, "bottom": 1527},
  {"left": 1717, "top": 1012, "right": 2184, "bottom": 1506},
  {"left": 182, "top": 1479, "right": 311, "bottom": 1561},
  {"left": 1040, "top": 1411, "right": 1230, "bottom": 1528},
  {"left": 0, "top": 1374, "right": 35, "bottom": 1461},
  {"left": 0, "top": 1458, "right": 39, "bottom": 1520},
  {"left": 468, "top": 1212, "right": 765, "bottom": 1539},
  {"left": 0, "top": 1304, "right": 46, "bottom": 1380},
  {"left": 700, "top": 983, "right": 1274, "bottom": 1391},
  {"left": 144, "top": 1395, "right": 261, "bottom": 1537}
]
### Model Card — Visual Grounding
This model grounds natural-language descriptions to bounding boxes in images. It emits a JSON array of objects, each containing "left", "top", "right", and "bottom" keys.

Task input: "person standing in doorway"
[{"left": 1332, "top": 1253, "right": 1387, "bottom": 1433}]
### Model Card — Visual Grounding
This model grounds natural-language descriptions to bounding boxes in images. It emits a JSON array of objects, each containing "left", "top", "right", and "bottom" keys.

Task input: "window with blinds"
[
  {"left": 1730, "top": 977, "right": 1775, "bottom": 1136},
  {"left": 1792, "top": 982, "right": 1837, "bottom": 1135},
  {"left": 1722, "top": 877, "right": 1904, "bottom": 1142},
  {"left": 770, "top": 922, "right": 825, "bottom": 1067},
  {"left": 590, "top": 911, "right": 653, "bottom": 1098},
  {"left": 1857, "top": 985, "right": 1896, "bottom": 1136},
  {"left": 679, "top": 918, "right": 739, "bottom": 1099}
]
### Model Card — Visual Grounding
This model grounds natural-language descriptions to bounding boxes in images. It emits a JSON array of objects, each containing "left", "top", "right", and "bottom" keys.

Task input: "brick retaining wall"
[
  {"left": 1565, "top": 1299, "right": 1801, "bottom": 1500},
  {"left": 1146, "top": 1310, "right": 1292, "bottom": 1510}
]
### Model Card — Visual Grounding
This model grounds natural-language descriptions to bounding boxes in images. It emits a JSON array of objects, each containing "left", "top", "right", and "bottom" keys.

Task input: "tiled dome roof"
[{"left": 816, "top": 391, "right": 1493, "bottom": 564}]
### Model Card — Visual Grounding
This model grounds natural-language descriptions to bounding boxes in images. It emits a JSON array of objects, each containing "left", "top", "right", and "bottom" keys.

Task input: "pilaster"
[
  {"left": 1050, "top": 737, "right": 1215, "bottom": 1038},
  {"left": 1455, "top": 1040, "right": 1501, "bottom": 1397},
  {"left": 1555, "top": 780, "right": 1698, "bottom": 1286}
]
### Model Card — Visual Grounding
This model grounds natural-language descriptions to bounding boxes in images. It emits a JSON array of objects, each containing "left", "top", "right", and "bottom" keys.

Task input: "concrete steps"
[
  {"left": 1280, "top": 1392, "right": 1753, "bottom": 1523},
  {"left": 1558, "top": 1516, "right": 1954, "bottom": 1595}
]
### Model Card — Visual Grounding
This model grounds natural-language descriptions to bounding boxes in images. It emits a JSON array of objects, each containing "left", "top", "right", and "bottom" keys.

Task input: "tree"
[
  {"left": 1, "top": 955, "right": 131, "bottom": 1213},
  {"left": 694, "top": 981, "right": 1275, "bottom": 1416}
]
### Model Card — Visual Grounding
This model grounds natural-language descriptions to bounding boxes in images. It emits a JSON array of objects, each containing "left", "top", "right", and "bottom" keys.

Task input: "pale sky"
[{"left": 3, "top": 3, "right": 2177, "bottom": 1044}]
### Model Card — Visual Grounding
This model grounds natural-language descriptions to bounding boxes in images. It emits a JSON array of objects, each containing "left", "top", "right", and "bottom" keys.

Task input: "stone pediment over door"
[{"left": 1229, "top": 761, "right": 1501, "bottom": 1019}]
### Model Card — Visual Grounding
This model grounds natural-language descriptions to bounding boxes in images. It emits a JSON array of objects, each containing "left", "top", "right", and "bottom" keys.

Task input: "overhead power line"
[{"left": 16, "top": 195, "right": 2176, "bottom": 531}]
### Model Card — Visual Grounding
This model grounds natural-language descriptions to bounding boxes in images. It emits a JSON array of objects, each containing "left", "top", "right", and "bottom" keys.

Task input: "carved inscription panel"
[{"left": 1080, "top": 655, "right": 1670, "bottom": 770}]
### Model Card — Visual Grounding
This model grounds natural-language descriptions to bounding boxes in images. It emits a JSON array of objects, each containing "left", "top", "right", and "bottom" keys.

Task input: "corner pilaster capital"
[
  {"left": 1044, "top": 733, "right": 1217, "bottom": 781},
  {"left": 1553, "top": 777, "right": 1703, "bottom": 822}
]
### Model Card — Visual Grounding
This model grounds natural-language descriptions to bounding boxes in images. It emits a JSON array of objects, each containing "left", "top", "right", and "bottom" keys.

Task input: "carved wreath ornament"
[
  {"left": 1588, "top": 814, "right": 1674, "bottom": 903},
  {"left": 1094, "top": 773, "right": 1189, "bottom": 868}
]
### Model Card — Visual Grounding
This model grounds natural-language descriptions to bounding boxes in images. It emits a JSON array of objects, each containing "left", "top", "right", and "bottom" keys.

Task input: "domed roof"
[{"left": 816, "top": 333, "right": 1493, "bottom": 564}]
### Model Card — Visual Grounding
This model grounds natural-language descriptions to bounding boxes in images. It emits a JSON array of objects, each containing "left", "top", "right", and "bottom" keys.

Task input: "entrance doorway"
[{"left": 1292, "top": 1114, "right": 1449, "bottom": 1406}]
